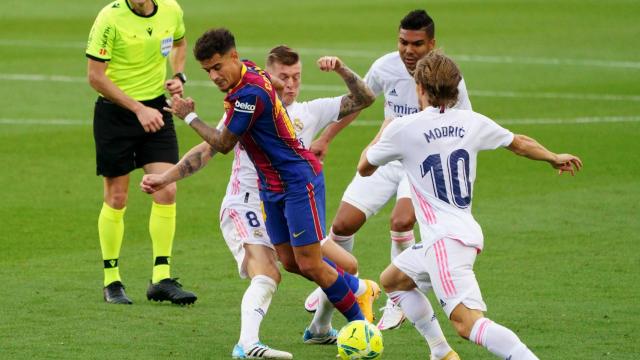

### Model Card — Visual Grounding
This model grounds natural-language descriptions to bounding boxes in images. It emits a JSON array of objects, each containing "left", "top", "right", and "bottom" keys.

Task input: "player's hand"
[
  {"left": 140, "top": 174, "right": 169, "bottom": 194},
  {"left": 317, "top": 56, "right": 343, "bottom": 72},
  {"left": 310, "top": 138, "right": 329, "bottom": 161},
  {"left": 165, "top": 78, "right": 184, "bottom": 97},
  {"left": 135, "top": 105, "right": 165, "bottom": 133},
  {"left": 163, "top": 94, "right": 195, "bottom": 120},
  {"left": 550, "top": 154, "right": 583, "bottom": 176}
]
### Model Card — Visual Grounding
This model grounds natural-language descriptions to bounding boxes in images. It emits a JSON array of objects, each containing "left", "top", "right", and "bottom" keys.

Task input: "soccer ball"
[{"left": 337, "top": 320, "right": 384, "bottom": 359}]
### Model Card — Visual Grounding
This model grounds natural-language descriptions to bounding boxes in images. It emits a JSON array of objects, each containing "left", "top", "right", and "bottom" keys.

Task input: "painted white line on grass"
[
  {"left": 1, "top": 39, "right": 639, "bottom": 69},
  {"left": 1, "top": 72, "right": 639, "bottom": 103},
  {"left": 350, "top": 116, "right": 640, "bottom": 127},
  {"left": 2, "top": 116, "right": 640, "bottom": 127}
]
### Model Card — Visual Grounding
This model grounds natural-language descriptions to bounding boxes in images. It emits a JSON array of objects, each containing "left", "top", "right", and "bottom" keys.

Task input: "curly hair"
[{"left": 193, "top": 28, "right": 236, "bottom": 61}]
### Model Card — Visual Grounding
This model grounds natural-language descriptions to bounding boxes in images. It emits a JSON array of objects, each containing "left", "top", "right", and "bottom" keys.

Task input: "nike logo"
[
  {"left": 293, "top": 230, "right": 306, "bottom": 238},
  {"left": 307, "top": 298, "right": 320, "bottom": 309}
]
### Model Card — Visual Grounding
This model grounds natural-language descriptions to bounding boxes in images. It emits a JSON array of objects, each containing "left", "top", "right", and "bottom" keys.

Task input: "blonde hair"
[{"left": 414, "top": 50, "right": 461, "bottom": 108}]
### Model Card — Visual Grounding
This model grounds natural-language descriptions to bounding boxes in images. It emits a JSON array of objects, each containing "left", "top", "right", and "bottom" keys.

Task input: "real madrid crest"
[{"left": 293, "top": 118, "right": 304, "bottom": 133}]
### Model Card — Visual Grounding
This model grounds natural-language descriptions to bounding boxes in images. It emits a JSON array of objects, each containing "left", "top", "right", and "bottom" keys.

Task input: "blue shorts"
[{"left": 261, "top": 175, "right": 326, "bottom": 247}]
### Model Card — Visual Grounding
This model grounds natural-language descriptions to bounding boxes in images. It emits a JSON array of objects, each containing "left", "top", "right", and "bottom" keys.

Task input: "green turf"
[{"left": 1, "top": 0, "right": 639, "bottom": 358}]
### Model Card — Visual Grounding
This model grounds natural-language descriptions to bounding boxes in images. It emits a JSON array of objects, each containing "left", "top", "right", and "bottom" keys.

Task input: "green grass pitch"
[{"left": 1, "top": 0, "right": 639, "bottom": 358}]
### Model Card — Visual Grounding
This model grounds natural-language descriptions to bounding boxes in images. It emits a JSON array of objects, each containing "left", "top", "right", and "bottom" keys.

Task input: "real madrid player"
[
  {"left": 141, "top": 32, "right": 377, "bottom": 359},
  {"left": 306, "top": 11, "right": 469, "bottom": 349},
  {"left": 86, "top": 0, "right": 196, "bottom": 305},
  {"left": 359, "top": 52, "right": 581, "bottom": 360}
]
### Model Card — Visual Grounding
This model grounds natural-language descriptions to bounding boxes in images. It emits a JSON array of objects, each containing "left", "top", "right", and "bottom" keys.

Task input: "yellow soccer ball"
[{"left": 337, "top": 320, "right": 384, "bottom": 359}]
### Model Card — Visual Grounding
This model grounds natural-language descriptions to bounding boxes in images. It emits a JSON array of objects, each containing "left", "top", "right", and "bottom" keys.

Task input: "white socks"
[
  {"left": 388, "top": 289, "right": 452, "bottom": 359},
  {"left": 330, "top": 227, "right": 355, "bottom": 253},
  {"left": 390, "top": 230, "right": 415, "bottom": 260},
  {"left": 239, "top": 275, "right": 277, "bottom": 348},
  {"left": 469, "top": 318, "right": 539, "bottom": 360},
  {"left": 309, "top": 291, "right": 334, "bottom": 335}
]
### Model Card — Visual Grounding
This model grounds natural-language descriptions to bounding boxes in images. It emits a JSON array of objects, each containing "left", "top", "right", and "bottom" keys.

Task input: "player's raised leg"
[
  {"left": 100, "top": 175, "right": 132, "bottom": 304},
  {"left": 143, "top": 162, "right": 197, "bottom": 305},
  {"left": 380, "top": 261, "right": 457, "bottom": 360}
]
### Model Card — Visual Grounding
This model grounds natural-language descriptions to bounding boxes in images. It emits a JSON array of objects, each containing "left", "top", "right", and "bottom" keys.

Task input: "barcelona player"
[{"left": 141, "top": 28, "right": 365, "bottom": 357}]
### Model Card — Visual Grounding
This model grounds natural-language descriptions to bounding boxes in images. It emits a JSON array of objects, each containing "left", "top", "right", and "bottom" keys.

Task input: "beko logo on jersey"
[
  {"left": 423, "top": 126, "right": 466, "bottom": 143},
  {"left": 386, "top": 100, "right": 419, "bottom": 116},
  {"left": 234, "top": 100, "right": 256, "bottom": 113}
]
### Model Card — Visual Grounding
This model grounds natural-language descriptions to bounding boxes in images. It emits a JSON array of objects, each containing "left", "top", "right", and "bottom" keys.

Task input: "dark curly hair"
[{"left": 193, "top": 28, "right": 236, "bottom": 61}]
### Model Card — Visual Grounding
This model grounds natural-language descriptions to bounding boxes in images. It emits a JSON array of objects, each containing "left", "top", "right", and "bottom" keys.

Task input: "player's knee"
[
  {"left": 390, "top": 214, "right": 415, "bottom": 232},
  {"left": 280, "top": 257, "right": 299, "bottom": 274},
  {"left": 297, "top": 259, "right": 323, "bottom": 280},
  {"left": 342, "top": 256, "right": 358, "bottom": 275},
  {"left": 331, "top": 218, "right": 358, "bottom": 237}
]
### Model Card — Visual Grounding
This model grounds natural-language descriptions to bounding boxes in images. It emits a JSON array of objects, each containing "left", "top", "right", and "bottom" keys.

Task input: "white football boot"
[
  {"left": 376, "top": 298, "right": 406, "bottom": 330},
  {"left": 303, "top": 287, "right": 324, "bottom": 313},
  {"left": 232, "top": 342, "right": 293, "bottom": 359}
]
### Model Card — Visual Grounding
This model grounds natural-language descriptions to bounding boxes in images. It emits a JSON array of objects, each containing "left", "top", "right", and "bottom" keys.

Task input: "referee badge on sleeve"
[{"left": 161, "top": 36, "right": 173, "bottom": 57}]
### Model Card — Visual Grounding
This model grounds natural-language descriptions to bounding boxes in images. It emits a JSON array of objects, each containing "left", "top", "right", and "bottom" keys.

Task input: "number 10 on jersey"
[{"left": 420, "top": 149, "right": 472, "bottom": 208}]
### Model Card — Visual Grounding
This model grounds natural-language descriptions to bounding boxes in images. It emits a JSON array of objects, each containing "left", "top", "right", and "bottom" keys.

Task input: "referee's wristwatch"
[{"left": 173, "top": 72, "right": 187, "bottom": 84}]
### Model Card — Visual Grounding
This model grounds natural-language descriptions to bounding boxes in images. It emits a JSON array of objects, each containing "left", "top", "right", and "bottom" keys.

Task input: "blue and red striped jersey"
[{"left": 223, "top": 60, "right": 322, "bottom": 194}]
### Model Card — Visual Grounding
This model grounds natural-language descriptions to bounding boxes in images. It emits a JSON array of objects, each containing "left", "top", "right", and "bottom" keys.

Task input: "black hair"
[
  {"left": 399, "top": 9, "right": 435, "bottom": 38},
  {"left": 193, "top": 28, "right": 236, "bottom": 61}
]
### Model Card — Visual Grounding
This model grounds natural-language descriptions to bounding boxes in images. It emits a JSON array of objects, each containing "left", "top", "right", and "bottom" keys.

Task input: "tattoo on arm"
[
  {"left": 190, "top": 118, "right": 239, "bottom": 154},
  {"left": 337, "top": 66, "right": 375, "bottom": 119},
  {"left": 177, "top": 151, "right": 203, "bottom": 179}
]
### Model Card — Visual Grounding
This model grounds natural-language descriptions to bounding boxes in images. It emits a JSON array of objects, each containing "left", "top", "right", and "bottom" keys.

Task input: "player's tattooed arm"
[
  {"left": 176, "top": 141, "right": 217, "bottom": 179},
  {"left": 140, "top": 142, "right": 216, "bottom": 194},
  {"left": 164, "top": 95, "right": 239, "bottom": 154},
  {"left": 189, "top": 120, "right": 239, "bottom": 154},
  {"left": 317, "top": 56, "right": 375, "bottom": 118}
]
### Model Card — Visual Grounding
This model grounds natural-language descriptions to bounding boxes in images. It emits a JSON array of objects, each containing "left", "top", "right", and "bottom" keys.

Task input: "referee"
[{"left": 86, "top": 0, "right": 196, "bottom": 305}]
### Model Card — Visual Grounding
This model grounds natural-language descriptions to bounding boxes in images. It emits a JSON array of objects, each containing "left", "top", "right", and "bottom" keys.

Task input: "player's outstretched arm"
[
  {"left": 317, "top": 56, "right": 375, "bottom": 119},
  {"left": 141, "top": 141, "right": 216, "bottom": 194},
  {"left": 163, "top": 94, "right": 239, "bottom": 154},
  {"left": 507, "top": 134, "right": 583, "bottom": 175}
]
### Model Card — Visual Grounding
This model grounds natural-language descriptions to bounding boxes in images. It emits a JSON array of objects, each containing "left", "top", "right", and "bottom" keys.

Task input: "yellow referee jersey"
[{"left": 86, "top": 0, "right": 185, "bottom": 101}]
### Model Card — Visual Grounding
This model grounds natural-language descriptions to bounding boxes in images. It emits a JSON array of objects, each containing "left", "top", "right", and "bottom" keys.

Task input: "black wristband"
[{"left": 173, "top": 72, "right": 187, "bottom": 84}]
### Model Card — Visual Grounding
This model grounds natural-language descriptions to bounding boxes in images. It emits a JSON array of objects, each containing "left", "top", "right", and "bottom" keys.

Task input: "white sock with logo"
[
  {"left": 309, "top": 291, "right": 334, "bottom": 335},
  {"left": 388, "top": 289, "right": 452, "bottom": 358},
  {"left": 469, "top": 318, "right": 539, "bottom": 360},
  {"left": 239, "top": 275, "right": 277, "bottom": 349}
]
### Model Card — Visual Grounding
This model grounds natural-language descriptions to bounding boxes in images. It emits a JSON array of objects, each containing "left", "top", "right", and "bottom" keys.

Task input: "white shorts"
[
  {"left": 393, "top": 237, "right": 486, "bottom": 317},
  {"left": 219, "top": 197, "right": 273, "bottom": 279},
  {"left": 341, "top": 160, "right": 412, "bottom": 218}
]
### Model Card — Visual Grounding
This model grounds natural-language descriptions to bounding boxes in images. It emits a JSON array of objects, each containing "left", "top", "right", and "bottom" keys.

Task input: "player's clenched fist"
[
  {"left": 317, "top": 56, "right": 343, "bottom": 72},
  {"left": 140, "top": 174, "right": 169, "bottom": 194}
]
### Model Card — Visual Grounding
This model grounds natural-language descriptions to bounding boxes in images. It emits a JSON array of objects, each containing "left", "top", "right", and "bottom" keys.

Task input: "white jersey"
[
  {"left": 366, "top": 106, "right": 514, "bottom": 250},
  {"left": 221, "top": 97, "right": 342, "bottom": 206},
  {"left": 364, "top": 51, "right": 472, "bottom": 119}
]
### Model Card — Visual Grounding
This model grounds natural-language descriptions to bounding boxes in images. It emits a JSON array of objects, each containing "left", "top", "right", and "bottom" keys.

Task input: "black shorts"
[{"left": 93, "top": 95, "right": 179, "bottom": 177}]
